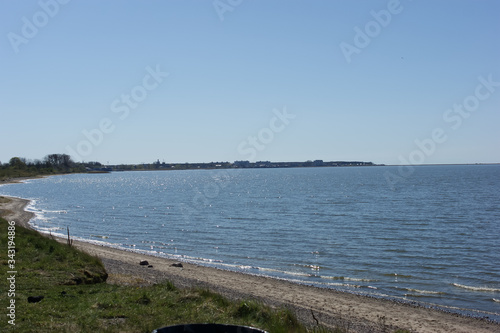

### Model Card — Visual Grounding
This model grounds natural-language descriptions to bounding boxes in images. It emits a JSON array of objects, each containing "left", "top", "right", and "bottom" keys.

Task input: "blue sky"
[{"left": 1, "top": 0, "right": 499, "bottom": 165}]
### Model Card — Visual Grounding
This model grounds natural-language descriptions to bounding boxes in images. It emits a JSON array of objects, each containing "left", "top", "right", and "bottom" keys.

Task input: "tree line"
[{"left": 0, "top": 154, "right": 100, "bottom": 180}]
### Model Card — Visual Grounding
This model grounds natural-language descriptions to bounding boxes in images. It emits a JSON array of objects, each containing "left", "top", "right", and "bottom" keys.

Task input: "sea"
[{"left": 1, "top": 165, "right": 499, "bottom": 321}]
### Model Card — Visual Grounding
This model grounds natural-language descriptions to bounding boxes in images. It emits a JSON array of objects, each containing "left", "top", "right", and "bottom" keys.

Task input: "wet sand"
[{"left": 1, "top": 194, "right": 499, "bottom": 333}]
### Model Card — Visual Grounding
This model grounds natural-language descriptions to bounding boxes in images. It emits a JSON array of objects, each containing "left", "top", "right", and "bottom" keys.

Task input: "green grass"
[{"left": 0, "top": 217, "right": 338, "bottom": 332}]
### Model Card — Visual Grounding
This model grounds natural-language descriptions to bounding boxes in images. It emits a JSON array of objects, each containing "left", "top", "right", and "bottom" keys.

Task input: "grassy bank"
[{"left": 0, "top": 217, "right": 339, "bottom": 333}]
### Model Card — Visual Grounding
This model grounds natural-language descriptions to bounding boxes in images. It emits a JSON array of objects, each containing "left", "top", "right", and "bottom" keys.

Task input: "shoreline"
[{"left": 1, "top": 195, "right": 499, "bottom": 332}]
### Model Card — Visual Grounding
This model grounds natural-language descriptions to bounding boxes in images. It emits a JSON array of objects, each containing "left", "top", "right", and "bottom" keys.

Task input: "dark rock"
[
  {"left": 148, "top": 265, "right": 153, "bottom": 268},
  {"left": 60, "top": 291, "right": 75, "bottom": 298},
  {"left": 171, "top": 262, "right": 183, "bottom": 268},
  {"left": 140, "top": 260, "right": 149, "bottom": 266},
  {"left": 28, "top": 296, "right": 44, "bottom": 303}
]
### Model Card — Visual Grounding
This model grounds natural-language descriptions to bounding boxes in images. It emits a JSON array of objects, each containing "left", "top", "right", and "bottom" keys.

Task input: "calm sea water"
[{"left": 1, "top": 165, "right": 499, "bottom": 320}]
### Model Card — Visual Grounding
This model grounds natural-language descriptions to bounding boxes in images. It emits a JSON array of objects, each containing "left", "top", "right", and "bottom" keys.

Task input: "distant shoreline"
[
  {"left": 70, "top": 162, "right": 500, "bottom": 176},
  {"left": 101, "top": 160, "right": 380, "bottom": 172},
  {"left": 72, "top": 162, "right": 500, "bottom": 173},
  {"left": 2, "top": 160, "right": 498, "bottom": 180},
  {"left": 383, "top": 163, "right": 500, "bottom": 167}
]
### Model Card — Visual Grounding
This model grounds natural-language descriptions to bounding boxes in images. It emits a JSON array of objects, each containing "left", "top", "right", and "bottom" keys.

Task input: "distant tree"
[
  {"left": 9, "top": 157, "right": 26, "bottom": 169},
  {"left": 61, "top": 154, "right": 72, "bottom": 169},
  {"left": 44, "top": 153, "right": 74, "bottom": 171},
  {"left": 44, "top": 154, "right": 58, "bottom": 166},
  {"left": 32, "top": 159, "right": 43, "bottom": 169},
  {"left": 85, "top": 161, "right": 102, "bottom": 167}
]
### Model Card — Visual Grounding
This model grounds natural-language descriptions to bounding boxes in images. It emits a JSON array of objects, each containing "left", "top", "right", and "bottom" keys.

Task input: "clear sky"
[{"left": 1, "top": 0, "right": 499, "bottom": 165}]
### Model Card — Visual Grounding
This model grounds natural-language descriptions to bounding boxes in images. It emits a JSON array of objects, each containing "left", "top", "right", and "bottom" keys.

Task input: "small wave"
[
  {"left": 320, "top": 275, "right": 377, "bottom": 282},
  {"left": 42, "top": 209, "right": 68, "bottom": 214},
  {"left": 90, "top": 234, "right": 109, "bottom": 239},
  {"left": 317, "top": 281, "right": 361, "bottom": 289},
  {"left": 452, "top": 283, "right": 500, "bottom": 292},
  {"left": 36, "top": 226, "right": 65, "bottom": 235},
  {"left": 406, "top": 288, "right": 445, "bottom": 295},
  {"left": 492, "top": 298, "right": 500, "bottom": 303},
  {"left": 293, "top": 263, "right": 324, "bottom": 271},
  {"left": 238, "top": 265, "right": 254, "bottom": 270},
  {"left": 40, "top": 226, "right": 65, "bottom": 232},
  {"left": 76, "top": 237, "right": 121, "bottom": 248},
  {"left": 383, "top": 273, "right": 412, "bottom": 278},
  {"left": 257, "top": 267, "right": 314, "bottom": 278},
  {"left": 26, "top": 200, "right": 48, "bottom": 222},
  {"left": 186, "top": 256, "right": 223, "bottom": 264}
]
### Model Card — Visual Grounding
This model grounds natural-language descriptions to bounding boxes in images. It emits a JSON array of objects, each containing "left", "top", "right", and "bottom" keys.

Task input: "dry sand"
[{"left": 1, "top": 194, "right": 499, "bottom": 333}]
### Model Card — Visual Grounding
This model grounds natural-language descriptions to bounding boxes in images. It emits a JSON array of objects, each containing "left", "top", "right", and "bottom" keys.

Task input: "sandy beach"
[{"left": 1, "top": 194, "right": 499, "bottom": 333}]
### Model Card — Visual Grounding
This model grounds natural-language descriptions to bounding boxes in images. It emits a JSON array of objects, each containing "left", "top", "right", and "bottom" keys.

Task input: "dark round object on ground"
[
  {"left": 152, "top": 324, "right": 267, "bottom": 333},
  {"left": 27, "top": 296, "right": 44, "bottom": 303}
]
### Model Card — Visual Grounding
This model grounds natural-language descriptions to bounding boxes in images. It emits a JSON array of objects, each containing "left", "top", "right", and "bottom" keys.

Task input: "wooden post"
[{"left": 67, "top": 226, "right": 72, "bottom": 247}]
